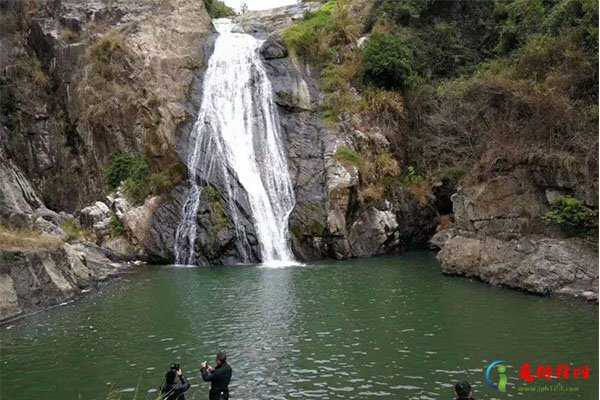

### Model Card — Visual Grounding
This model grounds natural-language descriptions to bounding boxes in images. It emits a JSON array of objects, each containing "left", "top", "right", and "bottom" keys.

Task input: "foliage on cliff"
[
  {"left": 543, "top": 196, "right": 598, "bottom": 236},
  {"left": 284, "top": 0, "right": 598, "bottom": 213},
  {"left": 203, "top": 0, "right": 236, "bottom": 18},
  {"left": 105, "top": 154, "right": 187, "bottom": 205}
]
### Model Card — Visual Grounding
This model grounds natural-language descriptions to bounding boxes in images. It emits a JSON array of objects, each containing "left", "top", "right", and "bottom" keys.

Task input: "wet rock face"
[
  {"left": 259, "top": 34, "right": 288, "bottom": 60},
  {"left": 435, "top": 168, "right": 599, "bottom": 300}
]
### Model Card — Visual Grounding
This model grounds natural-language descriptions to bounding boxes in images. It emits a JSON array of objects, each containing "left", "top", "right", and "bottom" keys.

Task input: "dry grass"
[
  {"left": 406, "top": 179, "right": 433, "bottom": 207},
  {"left": 0, "top": 226, "right": 63, "bottom": 252},
  {"left": 436, "top": 214, "right": 455, "bottom": 230},
  {"left": 355, "top": 150, "right": 402, "bottom": 204},
  {"left": 358, "top": 183, "right": 385, "bottom": 204}
]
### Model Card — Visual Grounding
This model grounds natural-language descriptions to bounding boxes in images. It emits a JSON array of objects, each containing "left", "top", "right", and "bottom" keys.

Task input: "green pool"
[{"left": 0, "top": 252, "right": 597, "bottom": 399}]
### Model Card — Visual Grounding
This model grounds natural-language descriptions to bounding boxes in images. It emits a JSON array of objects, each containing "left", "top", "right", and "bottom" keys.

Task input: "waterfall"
[{"left": 174, "top": 19, "right": 296, "bottom": 266}]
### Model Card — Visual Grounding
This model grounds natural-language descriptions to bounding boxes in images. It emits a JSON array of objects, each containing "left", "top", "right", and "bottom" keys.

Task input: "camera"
[{"left": 170, "top": 363, "right": 180, "bottom": 371}]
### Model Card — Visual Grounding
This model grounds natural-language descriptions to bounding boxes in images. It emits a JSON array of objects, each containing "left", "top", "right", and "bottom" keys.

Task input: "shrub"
[
  {"left": 61, "top": 28, "right": 80, "bottom": 43},
  {"left": 282, "top": 1, "right": 357, "bottom": 64},
  {"left": 105, "top": 154, "right": 150, "bottom": 190},
  {"left": 203, "top": 0, "right": 236, "bottom": 18},
  {"left": 88, "top": 30, "right": 132, "bottom": 80},
  {"left": 109, "top": 216, "right": 127, "bottom": 237},
  {"left": 360, "top": 32, "right": 416, "bottom": 90},
  {"left": 361, "top": 88, "right": 405, "bottom": 125},
  {"left": 16, "top": 58, "right": 49, "bottom": 89},
  {"left": 401, "top": 165, "right": 423, "bottom": 185},
  {"left": 105, "top": 155, "right": 187, "bottom": 205},
  {"left": 375, "top": 152, "right": 401, "bottom": 177},
  {"left": 123, "top": 177, "right": 149, "bottom": 205},
  {"left": 543, "top": 196, "right": 598, "bottom": 236},
  {"left": 282, "top": 2, "right": 337, "bottom": 62}
]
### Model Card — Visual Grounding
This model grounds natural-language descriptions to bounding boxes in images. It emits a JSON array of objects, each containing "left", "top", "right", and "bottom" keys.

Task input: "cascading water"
[{"left": 174, "top": 19, "right": 296, "bottom": 266}]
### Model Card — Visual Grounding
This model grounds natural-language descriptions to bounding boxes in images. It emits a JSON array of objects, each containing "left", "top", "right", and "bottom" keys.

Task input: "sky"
[{"left": 223, "top": 0, "right": 299, "bottom": 12}]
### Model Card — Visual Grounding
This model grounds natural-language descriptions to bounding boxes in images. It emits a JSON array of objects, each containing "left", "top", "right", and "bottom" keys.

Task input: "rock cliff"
[
  {"left": 0, "top": 0, "right": 213, "bottom": 321},
  {"left": 433, "top": 168, "right": 598, "bottom": 301},
  {"left": 238, "top": 4, "right": 437, "bottom": 261}
]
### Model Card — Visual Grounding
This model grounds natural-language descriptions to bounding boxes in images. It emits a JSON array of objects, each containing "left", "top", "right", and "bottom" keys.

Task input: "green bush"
[
  {"left": 105, "top": 154, "right": 150, "bottom": 190},
  {"left": 543, "top": 196, "right": 598, "bottom": 236},
  {"left": 203, "top": 0, "right": 236, "bottom": 18},
  {"left": 105, "top": 155, "right": 187, "bottom": 205},
  {"left": 0, "top": 77, "right": 18, "bottom": 131},
  {"left": 400, "top": 165, "right": 423, "bottom": 185},
  {"left": 282, "top": 2, "right": 337, "bottom": 62},
  {"left": 282, "top": 1, "right": 357, "bottom": 64},
  {"left": 109, "top": 216, "right": 127, "bottom": 237},
  {"left": 360, "top": 32, "right": 416, "bottom": 91}
]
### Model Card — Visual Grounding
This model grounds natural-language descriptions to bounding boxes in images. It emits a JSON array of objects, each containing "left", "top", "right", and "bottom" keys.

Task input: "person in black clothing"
[
  {"left": 160, "top": 367, "right": 190, "bottom": 400},
  {"left": 455, "top": 381, "right": 475, "bottom": 400},
  {"left": 201, "top": 351, "right": 232, "bottom": 400}
]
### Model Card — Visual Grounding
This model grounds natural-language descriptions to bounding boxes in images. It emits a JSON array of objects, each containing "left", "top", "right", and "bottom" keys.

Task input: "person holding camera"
[
  {"left": 160, "top": 363, "right": 190, "bottom": 400},
  {"left": 200, "top": 352, "right": 232, "bottom": 400}
]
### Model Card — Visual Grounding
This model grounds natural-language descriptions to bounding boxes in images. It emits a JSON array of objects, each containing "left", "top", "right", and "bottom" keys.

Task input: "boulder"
[
  {"left": 429, "top": 228, "right": 455, "bottom": 250},
  {"left": 106, "top": 189, "right": 131, "bottom": 218},
  {"left": 79, "top": 202, "right": 111, "bottom": 229},
  {"left": 34, "top": 216, "right": 66, "bottom": 238},
  {"left": 348, "top": 206, "right": 399, "bottom": 257},
  {"left": 260, "top": 34, "right": 288, "bottom": 60}
]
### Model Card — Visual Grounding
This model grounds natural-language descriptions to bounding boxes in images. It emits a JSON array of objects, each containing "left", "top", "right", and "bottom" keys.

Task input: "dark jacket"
[
  {"left": 160, "top": 375, "right": 190, "bottom": 400},
  {"left": 201, "top": 362, "right": 232, "bottom": 400}
]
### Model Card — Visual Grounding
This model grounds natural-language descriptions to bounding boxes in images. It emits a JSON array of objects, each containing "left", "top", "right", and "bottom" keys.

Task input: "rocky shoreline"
[
  {"left": 432, "top": 169, "right": 598, "bottom": 302},
  {"left": 0, "top": 241, "right": 138, "bottom": 323}
]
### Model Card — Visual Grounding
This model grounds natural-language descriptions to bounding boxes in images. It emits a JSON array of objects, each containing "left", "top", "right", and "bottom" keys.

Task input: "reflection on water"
[{"left": 0, "top": 252, "right": 597, "bottom": 400}]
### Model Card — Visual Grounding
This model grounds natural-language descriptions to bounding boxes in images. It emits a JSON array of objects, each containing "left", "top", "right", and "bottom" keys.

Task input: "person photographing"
[
  {"left": 160, "top": 363, "right": 190, "bottom": 400},
  {"left": 200, "top": 352, "right": 232, "bottom": 400}
]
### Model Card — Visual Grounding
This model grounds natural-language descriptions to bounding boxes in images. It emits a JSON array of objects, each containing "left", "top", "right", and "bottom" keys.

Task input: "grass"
[
  {"left": 334, "top": 146, "right": 403, "bottom": 205},
  {"left": 0, "top": 226, "right": 63, "bottom": 252},
  {"left": 88, "top": 30, "right": 132, "bottom": 80},
  {"left": 281, "top": 1, "right": 358, "bottom": 64},
  {"left": 61, "top": 28, "right": 80, "bottom": 43},
  {"left": 335, "top": 146, "right": 362, "bottom": 166},
  {"left": 62, "top": 219, "right": 92, "bottom": 242}
]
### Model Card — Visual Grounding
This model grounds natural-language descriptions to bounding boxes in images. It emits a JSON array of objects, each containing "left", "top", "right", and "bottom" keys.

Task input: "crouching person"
[{"left": 161, "top": 365, "right": 190, "bottom": 400}]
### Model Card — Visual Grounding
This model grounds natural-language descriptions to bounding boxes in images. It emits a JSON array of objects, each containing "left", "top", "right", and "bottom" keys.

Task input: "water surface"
[{"left": 1, "top": 252, "right": 597, "bottom": 399}]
